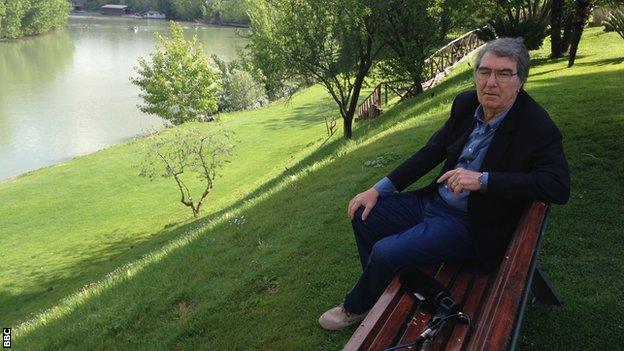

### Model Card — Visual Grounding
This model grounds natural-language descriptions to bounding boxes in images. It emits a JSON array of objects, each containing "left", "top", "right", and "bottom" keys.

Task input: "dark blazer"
[{"left": 387, "top": 90, "right": 570, "bottom": 272}]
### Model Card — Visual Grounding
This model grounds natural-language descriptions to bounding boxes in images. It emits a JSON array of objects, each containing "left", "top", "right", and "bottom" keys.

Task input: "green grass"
[{"left": 2, "top": 27, "right": 623, "bottom": 350}]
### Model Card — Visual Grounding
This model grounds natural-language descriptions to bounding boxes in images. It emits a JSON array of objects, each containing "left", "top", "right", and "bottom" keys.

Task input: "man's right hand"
[{"left": 348, "top": 187, "right": 379, "bottom": 221}]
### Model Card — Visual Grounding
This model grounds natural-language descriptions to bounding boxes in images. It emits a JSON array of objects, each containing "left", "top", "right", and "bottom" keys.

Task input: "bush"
[
  {"left": 0, "top": 0, "right": 71, "bottom": 39},
  {"left": 605, "top": 7, "right": 624, "bottom": 39},
  {"left": 476, "top": 0, "right": 551, "bottom": 50},
  {"left": 219, "top": 69, "right": 267, "bottom": 111},
  {"left": 212, "top": 55, "right": 267, "bottom": 112}
]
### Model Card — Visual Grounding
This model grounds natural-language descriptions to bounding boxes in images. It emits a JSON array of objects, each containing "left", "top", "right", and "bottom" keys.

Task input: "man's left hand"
[{"left": 437, "top": 168, "right": 482, "bottom": 196}]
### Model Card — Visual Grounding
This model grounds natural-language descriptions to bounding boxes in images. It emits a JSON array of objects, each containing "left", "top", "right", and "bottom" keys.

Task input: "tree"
[
  {"left": 131, "top": 21, "right": 219, "bottom": 125},
  {"left": 378, "top": 0, "right": 451, "bottom": 90},
  {"left": 0, "top": 0, "right": 71, "bottom": 39},
  {"left": 137, "top": 125, "right": 233, "bottom": 218},
  {"left": 248, "top": 0, "right": 384, "bottom": 139}
]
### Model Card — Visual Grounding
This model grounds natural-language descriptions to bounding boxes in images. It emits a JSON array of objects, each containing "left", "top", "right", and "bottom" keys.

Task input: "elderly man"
[{"left": 319, "top": 37, "right": 570, "bottom": 330}]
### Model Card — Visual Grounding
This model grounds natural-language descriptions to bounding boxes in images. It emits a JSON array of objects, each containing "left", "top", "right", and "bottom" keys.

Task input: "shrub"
[
  {"left": 212, "top": 55, "right": 267, "bottom": 112},
  {"left": 605, "top": 7, "right": 624, "bottom": 39},
  {"left": 476, "top": 0, "right": 551, "bottom": 50}
]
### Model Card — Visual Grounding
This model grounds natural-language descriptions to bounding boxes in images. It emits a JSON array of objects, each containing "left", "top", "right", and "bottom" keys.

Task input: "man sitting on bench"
[{"left": 319, "top": 37, "right": 570, "bottom": 331}]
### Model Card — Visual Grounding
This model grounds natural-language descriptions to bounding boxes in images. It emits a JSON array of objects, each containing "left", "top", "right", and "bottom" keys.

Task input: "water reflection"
[{"left": 0, "top": 15, "right": 246, "bottom": 181}]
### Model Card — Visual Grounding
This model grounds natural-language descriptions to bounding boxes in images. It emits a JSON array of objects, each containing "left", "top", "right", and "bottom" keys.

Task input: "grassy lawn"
[
  {"left": 0, "top": 85, "right": 339, "bottom": 327},
  {"left": 2, "top": 27, "right": 623, "bottom": 350}
]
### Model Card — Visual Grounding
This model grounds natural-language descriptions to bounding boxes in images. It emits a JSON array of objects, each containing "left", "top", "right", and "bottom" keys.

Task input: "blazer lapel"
[{"left": 480, "top": 91, "right": 524, "bottom": 171}]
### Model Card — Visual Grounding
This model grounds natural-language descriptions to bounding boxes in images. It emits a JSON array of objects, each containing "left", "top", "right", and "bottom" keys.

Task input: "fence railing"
[{"left": 357, "top": 29, "right": 485, "bottom": 119}]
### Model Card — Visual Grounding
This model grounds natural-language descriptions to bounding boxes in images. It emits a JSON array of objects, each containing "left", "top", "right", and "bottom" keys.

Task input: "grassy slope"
[
  {"left": 5, "top": 28, "right": 624, "bottom": 350},
  {"left": 0, "top": 85, "right": 338, "bottom": 326}
]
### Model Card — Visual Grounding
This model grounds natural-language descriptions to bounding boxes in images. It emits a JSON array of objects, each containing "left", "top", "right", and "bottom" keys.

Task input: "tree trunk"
[
  {"left": 343, "top": 117, "right": 353, "bottom": 139},
  {"left": 568, "top": 0, "right": 594, "bottom": 68},
  {"left": 551, "top": 0, "right": 565, "bottom": 58},
  {"left": 561, "top": 10, "right": 575, "bottom": 54},
  {"left": 342, "top": 35, "right": 374, "bottom": 139}
]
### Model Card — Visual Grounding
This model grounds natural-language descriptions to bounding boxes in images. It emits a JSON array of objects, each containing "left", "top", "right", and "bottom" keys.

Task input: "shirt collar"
[{"left": 474, "top": 102, "right": 514, "bottom": 130}]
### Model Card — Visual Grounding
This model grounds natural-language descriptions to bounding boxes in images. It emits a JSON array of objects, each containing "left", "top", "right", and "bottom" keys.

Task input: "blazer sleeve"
[
  {"left": 487, "top": 125, "right": 570, "bottom": 204},
  {"left": 386, "top": 95, "right": 460, "bottom": 192}
]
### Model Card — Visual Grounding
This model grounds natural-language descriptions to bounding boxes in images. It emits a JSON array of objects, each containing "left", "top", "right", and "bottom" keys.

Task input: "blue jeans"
[{"left": 343, "top": 192, "right": 477, "bottom": 314}]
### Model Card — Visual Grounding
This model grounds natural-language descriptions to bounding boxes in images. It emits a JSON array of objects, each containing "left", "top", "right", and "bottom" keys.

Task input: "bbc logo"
[{"left": 2, "top": 328, "right": 10, "bottom": 349}]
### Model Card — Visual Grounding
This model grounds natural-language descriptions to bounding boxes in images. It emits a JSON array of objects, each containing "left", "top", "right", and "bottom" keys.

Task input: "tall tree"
[
  {"left": 378, "top": 0, "right": 447, "bottom": 90},
  {"left": 568, "top": 0, "right": 595, "bottom": 67},
  {"left": 248, "top": 0, "right": 384, "bottom": 139},
  {"left": 551, "top": 0, "right": 566, "bottom": 57}
]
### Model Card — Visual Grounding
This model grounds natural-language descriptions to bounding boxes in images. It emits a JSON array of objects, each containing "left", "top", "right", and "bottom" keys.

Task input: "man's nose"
[{"left": 486, "top": 72, "right": 498, "bottom": 86}]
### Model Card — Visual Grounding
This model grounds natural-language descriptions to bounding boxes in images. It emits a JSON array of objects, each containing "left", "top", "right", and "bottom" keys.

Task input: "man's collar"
[{"left": 473, "top": 100, "right": 516, "bottom": 130}]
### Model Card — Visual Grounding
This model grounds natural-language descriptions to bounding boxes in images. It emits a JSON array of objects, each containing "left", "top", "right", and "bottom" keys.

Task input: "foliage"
[
  {"left": 377, "top": 0, "right": 450, "bottom": 88},
  {"left": 10, "top": 27, "right": 624, "bottom": 351},
  {"left": 248, "top": 0, "right": 385, "bottom": 139},
  {"left": 438, "top": 0, "right": 497, "bottom": 32},
  {"left": 212, "top": 55, "right": 267, "bottom": 111},
  {"left": 0, "top": 0, "right": 71, "bottom": 39},
  {"left": 605, "top": 6, "right": 624, "bottom": 39},
  {"left": 567, "top": 0, "right": 596, "bottom": 67},
  {"left": 131, "top": 21, "right": 219, "bottom": 125},
  {"left": 137, "top": 125, "right": 233, "bottom": 217},
  {"left": 201, "top": 0, "right": 250, "bottom": 24},
  {"left": 82, "top": 0, "right": 250, "bottom": 24},
  {"left": 476, "top": 0, "right": 551, "bottom": 50}
]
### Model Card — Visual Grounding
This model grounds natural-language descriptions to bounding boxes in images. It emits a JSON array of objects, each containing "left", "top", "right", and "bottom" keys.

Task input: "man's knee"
[
  {"left": 369, "top": 239, "right": 395, "bottom": 267},
  {"left": 351, "top": 206, "right": 367, "bottom": 227}
]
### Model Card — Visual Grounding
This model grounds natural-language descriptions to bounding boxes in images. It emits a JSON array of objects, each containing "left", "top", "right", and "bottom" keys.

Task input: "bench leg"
[{"left": 531, "top": 265, "right": 563, "bottom": 306}]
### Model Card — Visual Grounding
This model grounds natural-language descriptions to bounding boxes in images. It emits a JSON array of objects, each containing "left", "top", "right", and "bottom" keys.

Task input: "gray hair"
[{"left": 475, "top": 37, "right": 530, "bottom": 84}]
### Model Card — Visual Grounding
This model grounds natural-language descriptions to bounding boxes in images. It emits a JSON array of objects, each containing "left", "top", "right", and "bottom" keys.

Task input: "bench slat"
[
  {"left": 465, "top": 202, "right": 547, "bottom": 350},
  {"left": 344, "top": 201, "right": 550, "bottom": 351},
  {"left": 347, "top": 277, "right": 404, "bottom": 350},
  {"left": 442, "top": 274, "right": 491, "bottom": 351},
  {"left": 395, "top": 265, "right": 445, "bottom": 346},
  {"left": 368, "top": 293, "right": 416, "bottom": 350},
  {"left": 429, "top": 270, "right": 478, "bottom": 351}
]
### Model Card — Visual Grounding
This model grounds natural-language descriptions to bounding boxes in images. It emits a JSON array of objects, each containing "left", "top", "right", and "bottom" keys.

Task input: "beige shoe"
[{"left": 318, "top": 304, "right": 368, "bottom": 330}]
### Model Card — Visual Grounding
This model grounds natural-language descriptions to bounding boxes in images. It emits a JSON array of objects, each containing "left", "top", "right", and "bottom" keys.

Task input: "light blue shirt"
[{"left": 373, "top": 103, "right": 513, "bottom": 212}]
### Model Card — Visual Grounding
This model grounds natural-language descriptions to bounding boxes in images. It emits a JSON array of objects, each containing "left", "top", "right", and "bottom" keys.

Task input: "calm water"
[{"left": 0, "top": 15, "right": 247, "bottom": 181}]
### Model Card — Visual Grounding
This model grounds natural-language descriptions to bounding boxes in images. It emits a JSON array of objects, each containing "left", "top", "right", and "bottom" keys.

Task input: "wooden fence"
[{"left": 357, "top": 29, "right": 485, "bottom": 119}]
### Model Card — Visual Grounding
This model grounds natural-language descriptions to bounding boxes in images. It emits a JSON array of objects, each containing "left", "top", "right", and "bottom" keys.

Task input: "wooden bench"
[{"left": 343, "top": 201, "right": 562, "bottom": 351}]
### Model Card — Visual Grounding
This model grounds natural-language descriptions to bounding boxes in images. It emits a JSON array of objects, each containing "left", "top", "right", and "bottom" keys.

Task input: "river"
[{"left": 0, "top": 15, "right": 247, "bottom": 182}]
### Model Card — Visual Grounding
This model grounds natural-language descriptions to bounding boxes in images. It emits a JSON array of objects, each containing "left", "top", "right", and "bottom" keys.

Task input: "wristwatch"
[{"left": 478, "top": 172, "right": 484, "bottom": 188}]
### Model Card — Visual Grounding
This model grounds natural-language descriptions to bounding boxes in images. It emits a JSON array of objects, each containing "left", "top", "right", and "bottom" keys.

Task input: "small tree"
[
  {"left": 137, "top": 125, "right": 233, "bottom": 218},
  {"left": 247, "top": 0, "right": 385, "bottom": 139},
  {"left": 131, "top": 21, "right": 218, "bottom": 125}
]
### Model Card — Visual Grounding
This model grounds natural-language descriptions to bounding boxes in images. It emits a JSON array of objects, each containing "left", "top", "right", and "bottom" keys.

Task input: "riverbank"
[
  {"left": 4, "top": 28, "right": 624, "bottom": 350},
  {"left": 0, "top": 15, "right": 246, "bottom": 181},
  {"left": 70, "top": 11, "right": 250, "bottom": 28}
]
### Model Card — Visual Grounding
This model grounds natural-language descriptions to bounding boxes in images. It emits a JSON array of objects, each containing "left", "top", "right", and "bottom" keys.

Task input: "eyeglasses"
[{"left": 475, "top": 68, "right": 518, "bottom": 82}]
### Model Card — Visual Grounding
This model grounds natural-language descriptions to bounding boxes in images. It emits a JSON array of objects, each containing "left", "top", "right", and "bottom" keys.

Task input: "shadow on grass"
[
  {"left": 16, "top": 113, "right": 451, "bottom": 350},
  {"left": 573, "top": 56, "right": 624, "bottom": 66},
  {"left": 12, "top": 62, "right": 481, "bottom": 349},
  {"left": 16, "top": 56, "right": 624, "bottom": 349}
]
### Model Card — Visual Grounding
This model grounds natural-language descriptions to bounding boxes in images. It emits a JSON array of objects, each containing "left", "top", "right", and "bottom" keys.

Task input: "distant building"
[
  {"left": 101, "top": 4, "right": 129, "bottom": 16},
  {"left": 145, "top": 11, "right": 166, "bottom": 19},
  {"left": 69, "top": 0, "right": 85, "bottom": 11}
]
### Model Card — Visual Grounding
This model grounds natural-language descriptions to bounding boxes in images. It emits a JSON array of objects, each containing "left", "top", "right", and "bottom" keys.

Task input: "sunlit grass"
[{"left": 3, "top": 28, "right": 623, "bottom": 350}]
